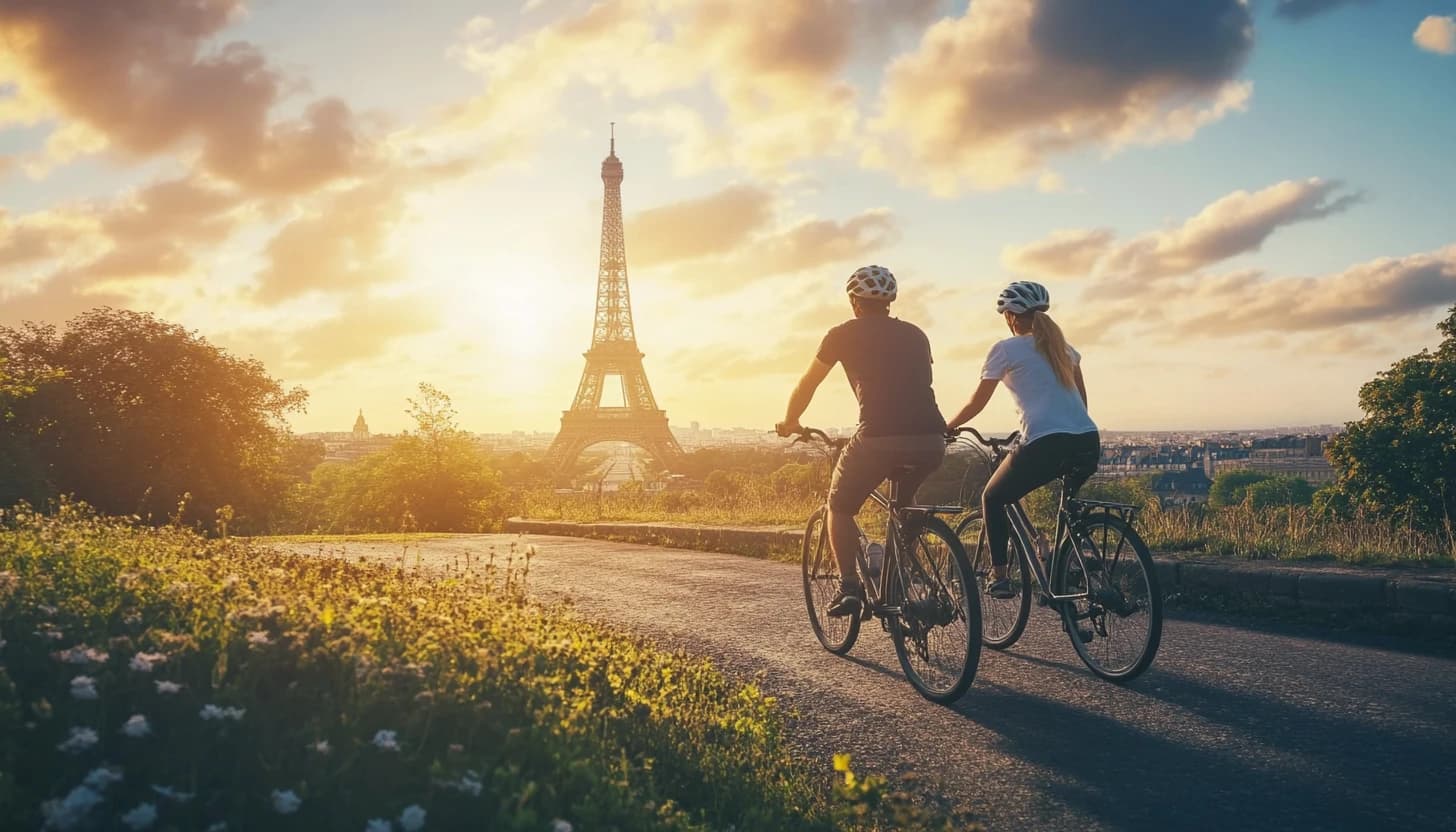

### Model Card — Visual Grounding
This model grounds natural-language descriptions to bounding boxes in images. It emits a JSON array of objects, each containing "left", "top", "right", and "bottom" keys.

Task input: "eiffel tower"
[{"left": 545, "top": 127, "right": 684, "bottom": 475}]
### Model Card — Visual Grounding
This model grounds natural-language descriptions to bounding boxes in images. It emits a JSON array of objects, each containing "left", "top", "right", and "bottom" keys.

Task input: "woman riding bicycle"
[{"left": 945, "top": 281, "right": 1100, "bottom": 600}]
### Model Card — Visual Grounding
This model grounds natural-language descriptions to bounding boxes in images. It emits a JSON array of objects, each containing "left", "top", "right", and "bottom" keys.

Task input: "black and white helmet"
[
  {"left": 996, "top": 280, "right": 1050, "bottom": 315},
  {"left": 846, "top": 265, "right": 897, "bottom": 301}
]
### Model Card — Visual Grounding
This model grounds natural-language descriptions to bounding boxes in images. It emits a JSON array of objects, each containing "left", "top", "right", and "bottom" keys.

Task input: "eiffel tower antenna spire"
[{"left": 545, "top": 127, "right": 684, "bottom": 475}]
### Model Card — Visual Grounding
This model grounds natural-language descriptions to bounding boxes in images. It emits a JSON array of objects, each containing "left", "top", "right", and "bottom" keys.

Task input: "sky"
[{"left": 1, "top": 0, "right": 1454, "bottom": 437}]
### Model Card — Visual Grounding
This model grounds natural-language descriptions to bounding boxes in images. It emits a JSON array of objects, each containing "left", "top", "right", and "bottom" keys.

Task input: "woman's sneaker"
[
  {"left": 986, "top": 578, "right": 1018, "bottom": 600},
  {"left": 827, "top": 584, "right": 865, "bottom": 617}
]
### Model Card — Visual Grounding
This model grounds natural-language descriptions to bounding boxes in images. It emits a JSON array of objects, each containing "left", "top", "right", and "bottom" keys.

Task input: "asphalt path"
[{"left": 280, "top": 534, "right": 1456, "bottom": 832}]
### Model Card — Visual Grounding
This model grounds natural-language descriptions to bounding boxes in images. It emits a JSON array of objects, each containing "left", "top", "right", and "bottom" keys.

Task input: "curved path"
[{"left": 283, "top": 534, "right": 1456, "bottom": 832}]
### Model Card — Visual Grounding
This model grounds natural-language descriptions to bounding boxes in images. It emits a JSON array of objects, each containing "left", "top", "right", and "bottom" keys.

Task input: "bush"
[
  {"left": 1209, "top": 470, "right": 1273, "bottom": 508},
  {"left": 1245, "top": 476, "right": 1315, "bottom": 511},
  {"left": 0, "top": 503, "right": 950, "bottom": 831}
]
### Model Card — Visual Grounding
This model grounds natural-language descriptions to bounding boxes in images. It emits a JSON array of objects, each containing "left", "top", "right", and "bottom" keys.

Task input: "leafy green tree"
[
  {"left": 1245, "top": 476, "right": 1316, "bottom": 510},
  {"left": 1323, "top": 305, "right": 1456, "bottom": 532},
  {"left": 0, "top": 308, "right": 306, "bottom": 531},
  {"left": 1209, "top": 470, "right": 1273, "bottom": 508}
]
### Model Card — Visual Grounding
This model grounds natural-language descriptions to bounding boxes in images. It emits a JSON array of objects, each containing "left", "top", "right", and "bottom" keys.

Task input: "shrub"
[{"left": 1208, "top": 470, "right": 1273, "bottom": 508}]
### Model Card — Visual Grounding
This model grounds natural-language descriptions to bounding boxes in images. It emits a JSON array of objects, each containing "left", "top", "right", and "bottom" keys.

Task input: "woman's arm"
[
  {"left": 1074, "top": 365, "right": 1088, "bottom": 409},
  {"left": 946, "top": 378, "right": 999, "bottom": 431}
]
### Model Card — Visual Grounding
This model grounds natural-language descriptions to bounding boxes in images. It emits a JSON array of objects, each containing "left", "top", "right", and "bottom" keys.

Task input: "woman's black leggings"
[{"left": 982, "top": 431, "right": 1101, "bottom": 567}]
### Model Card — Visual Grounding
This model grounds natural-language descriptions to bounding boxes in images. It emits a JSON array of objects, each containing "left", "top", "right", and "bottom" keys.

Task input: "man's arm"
[
  {"left": 1074, "top": 365, "right": 1088, "bottom": 408},
  {"left": 945, "top": 378, "right": 999, "bottom": 431},
  {"left": 776, "top": 358, "right": 834, "bottom": 436}
]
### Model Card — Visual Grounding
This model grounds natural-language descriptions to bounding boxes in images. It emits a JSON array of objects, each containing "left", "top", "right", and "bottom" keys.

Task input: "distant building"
[{"left": 352, "top": 409, "right": 370, "bottom": 441}]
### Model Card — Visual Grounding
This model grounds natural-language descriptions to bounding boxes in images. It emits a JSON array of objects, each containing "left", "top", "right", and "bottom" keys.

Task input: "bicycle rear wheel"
[
  {"left": 889, "top": 516, "right": 981, "bottom": 703},
  {"left": 802, "top": 507, "right": 859, "bottom": 655},
  {"left": 1052, "top": 512, "right": 1162, "bottom": 682},
  {"left": 957, "top": 511, "right": 1031, "bottom": 650}
]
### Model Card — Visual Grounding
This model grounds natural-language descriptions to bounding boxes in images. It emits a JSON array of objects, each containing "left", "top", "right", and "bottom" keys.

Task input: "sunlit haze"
[{"left": 3, "top": 0, "right": 1454, "bottom": 435}]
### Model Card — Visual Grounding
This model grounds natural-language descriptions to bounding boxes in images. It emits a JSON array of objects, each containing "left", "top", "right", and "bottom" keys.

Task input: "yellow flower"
[{"left": 832, "top": 753, "right": 851, "bottom": 773}]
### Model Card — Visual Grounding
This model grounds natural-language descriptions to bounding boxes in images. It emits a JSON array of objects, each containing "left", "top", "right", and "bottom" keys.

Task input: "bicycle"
[
  {"left": 950, "top": 427, "right": 1163, "bottom": 683},
  {"left": 792, "top": 427, "right": 982, "bottom": 703}
]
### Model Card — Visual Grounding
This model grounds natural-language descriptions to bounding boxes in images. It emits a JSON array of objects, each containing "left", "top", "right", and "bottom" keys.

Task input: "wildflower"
[
  {"left": 120, "top": 802, "right": 158, "bottom": 830},
  {"left": 56, "top": 645, "right": 109, "bottom": 665},
  {"left": 130, "top": 652, "right": 167, "bottom": 672},
  {"left": 0, "top": 569, "right": 16, "bottom": 594},
  {"left": 83, "top": 766, "right": 124, "bottom": 790},
  {"left": 221, "top": 574, "right": 240, "bottom": 590},
  {"left": 70, "top": 676, "right": 98, "bottom": 700},
  {"left": 150, "top": 785, "right": 194, "bottom": 803},
  {"left": 551, "top": 821, "right": 574, "bottom": 832},
  {"left": 437, "top": 770, "right": 482, "bottom": 797},
  {"left": 40, "top": 627, "right": 65, "bottom": 641},
  {"left": 57, "top": 727, "right": 99, "bottom": 754},
  {"left": 154, "top": 681, "right": 182, "bottom": 695},
  {"left": 38, "top": 603, "right": 58, "bottom": 615},
  {"left": 308, "top": 739, "right": 332, "bottom": 755},
  {"left": 365, "top": 820, "right": 392, "bottom": 832},
  {"left": 120, "top": 714, "right": 151, "bottom": 738},
  {"left": 246, "top": 630, "right": 273, "bottom": 647},
  {"left": 122, "top": 612, "right": 143, "bottom": 628},
  {"left": 399, "top": 805, "right": 426, "bottom": 832},
  {"left": 371, "top": 729, "right": 400, "bottom": 752},
  {"left": 204, "top": 823, "right": 228, "bottom": 832},
  {"left": 40, "top": 785, "right": 103, "bottom": 830},
  {"left": 199, "top": 704, "right": 245, "bottom": 721},
  {"left": 447, "top": 743, "right": 464, "bottom": 754},
  {"left": 270, "top": 789, "right": 302, "bottom": 815}
]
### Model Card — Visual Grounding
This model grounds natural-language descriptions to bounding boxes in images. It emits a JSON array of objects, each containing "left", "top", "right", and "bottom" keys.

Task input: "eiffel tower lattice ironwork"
[{"left": 546, "top": 128, "right": 684, "bottom": 473}]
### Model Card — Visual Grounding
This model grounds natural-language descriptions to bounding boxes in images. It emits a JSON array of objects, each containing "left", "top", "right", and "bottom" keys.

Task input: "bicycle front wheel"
[
  {"left": 1052, "top": 512, "right": 1162, "bottom": 682},
  {"left": 889, "top": 516, "right": 982, "bottom": 703},
  {"left": 957, "top": 511, "right": 1031, "bottom": 650},
  {"left": 802, "top": 507, "right": 859, "bottom": 655}
]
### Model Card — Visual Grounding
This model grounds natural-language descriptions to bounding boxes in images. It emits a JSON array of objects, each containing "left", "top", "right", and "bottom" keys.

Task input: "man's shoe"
[
  {"left": 827, "top": 586, "right": 865, "bottom": 618},
  {"left": 986, "top": 578, "right": 1018, "bottom": 600}
]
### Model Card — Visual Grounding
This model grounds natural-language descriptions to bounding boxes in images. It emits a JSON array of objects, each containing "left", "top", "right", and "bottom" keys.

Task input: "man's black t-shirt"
[{"left": 816, "top": 315, "right": 945, "bottom": 437}]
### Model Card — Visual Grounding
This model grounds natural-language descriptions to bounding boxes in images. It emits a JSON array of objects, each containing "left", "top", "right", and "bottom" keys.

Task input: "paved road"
[{"left": 281, "top": 534, "right": 1456, "bottom": 832}]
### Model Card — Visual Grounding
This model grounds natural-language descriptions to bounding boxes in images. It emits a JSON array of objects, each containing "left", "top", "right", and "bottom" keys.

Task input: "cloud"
[
  {"left": 1274, "top": 0, "right": 1373, "bottom": 21},
  {"left": 660, "top": 209, "right": 899, "bottom": 296},
  {"left": 869, "top": 0, "right": 1254, "bottom": 193},
  {"left": 1002, "top": 229, "right": 1117, "bottom": 280},
  {"left": 0, "top": 0, "right": 375, "bottom": 193},
  {"left": 226, "top": 293, "right": 439, "bottom": 379},
  {"left": 254, "top": 185, "right": 406, "bottom": 303},
  {"left": 1178, "top": 246, "right": 1456, "bottom": 335},
  {"left": 625, "top": 185, "right": 775, "bottom": 268},
  {"left": 1004, "top": 178, "right": 1359, "bottom": 284},
  {"left": 1415, "top": 15, "right": 1456, "bottom": 56}
]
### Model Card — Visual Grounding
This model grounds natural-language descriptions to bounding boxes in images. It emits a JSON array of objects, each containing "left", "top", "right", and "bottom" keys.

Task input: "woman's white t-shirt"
[{"left": 981, "top": 335, "right": 1097, "bottom": 445}]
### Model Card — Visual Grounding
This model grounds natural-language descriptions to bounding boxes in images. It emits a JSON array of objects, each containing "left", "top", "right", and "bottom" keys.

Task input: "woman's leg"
[{"left": 981, "top": 436, "right": 1077, "bottom": 570}]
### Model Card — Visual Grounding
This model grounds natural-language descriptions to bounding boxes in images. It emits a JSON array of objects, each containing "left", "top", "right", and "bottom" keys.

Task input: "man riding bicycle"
[{"left": 776, "top": 265, "right": 947, "bottom": 619}]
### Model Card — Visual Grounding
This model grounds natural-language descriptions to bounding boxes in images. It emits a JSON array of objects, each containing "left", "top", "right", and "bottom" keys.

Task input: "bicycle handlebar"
[{"left": 949, "top": 426, "right": 1021, "bottom": 450}]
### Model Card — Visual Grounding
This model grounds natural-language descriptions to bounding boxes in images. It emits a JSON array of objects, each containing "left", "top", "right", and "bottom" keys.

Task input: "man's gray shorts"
[{"left": 828, "top": 432, "right": 946, "bottom": 514}]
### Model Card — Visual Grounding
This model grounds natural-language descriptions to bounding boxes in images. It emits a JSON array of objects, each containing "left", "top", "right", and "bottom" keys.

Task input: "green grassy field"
[{"left": 0, "top": 504, "right": 960, "bottom": 831}]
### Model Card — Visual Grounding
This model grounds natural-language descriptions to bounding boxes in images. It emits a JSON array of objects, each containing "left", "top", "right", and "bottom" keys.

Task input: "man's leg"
[
  {"left": 828, "top": 507, "right": 862, "bottom": 590},
  {"left": 826, "top": 434, "right": 889, "bottom": 613}
]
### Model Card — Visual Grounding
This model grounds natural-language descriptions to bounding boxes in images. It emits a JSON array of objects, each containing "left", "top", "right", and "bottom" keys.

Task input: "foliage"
[
  {"left": 0, "top": 308, "right": 306, "bottom": 534},
  {"left": 1208, "top": 470, "right": 1273, "bottom": 508},
  {"left": 1323, "top": 305, "right": 1456, "bottom": 535},
  {"left": 0, "top": 503, "right": 952, "bottom": 831},
  {"left": 1244, "top": 476, "right": 1316, "bottom": 511}
]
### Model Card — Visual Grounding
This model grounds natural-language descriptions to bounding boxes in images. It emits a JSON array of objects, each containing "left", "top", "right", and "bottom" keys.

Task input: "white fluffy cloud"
[{"left": 1414, "top": 15, "right": 1456, "bottom": 56}]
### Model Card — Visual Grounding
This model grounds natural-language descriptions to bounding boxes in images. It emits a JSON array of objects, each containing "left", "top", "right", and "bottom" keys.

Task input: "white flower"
[
  {"left": 270, "top": 789, "right": 302, "bottom": 815},
  {"left": 308, "top": 739, "right": 332, "bottom": 755},
  {"left": 39, "top": 627, "right": 65, "bottom": 641},
  {"left": 56, "top": 645, "right": 109, "bottom": 665},
  {"left": 365, "top": 820, "right": 392, "bottom": 832},
  {"left": 40, "top": 785, "right": 103, "bottom": 830},
  {"left": 70, "top": 676, "right": 98, "bottom": 700},
  {"left": 199, "top": 704, "right": 245, "bottom": 721},
  {"left": 204, "top": 823, "right": 228, "bottom": 832},
  {"left": 120, "top": 714, "right": 151, "bottom": 738},
  {"left": 246, "top": 630, "right": 273, "bottom": 647},
  {"left": 398, "top": 805, "right": 425, "bottom": 832},
  {"left": 130, "top": 652, "right": 167, "bottom": 672},
  {"left": 38, "top": 603, "right": 58, "bottom": 615},
  {"left": 57, "top": 726, "right": 99, "bottom": 754},
  {"left": 371, "top": 729, "right": 400, "bottom": 752},
  {"left": 551, "top": 820, "right": 574, "bottom": 832},
  {"left": 119, "top": 802, "right": 158, "bottom": 830},
  {"left": 154, "top": 681, "right": 182, "bottom": 695},
  {"left": 150, "top": 785, "right": 194, "bottom": 803},
  {"left": 437, "top": 770, "right": 482, "bottom": 797},
  {"left": 83, "top": 766, "right": 124, "bottom": 790}
]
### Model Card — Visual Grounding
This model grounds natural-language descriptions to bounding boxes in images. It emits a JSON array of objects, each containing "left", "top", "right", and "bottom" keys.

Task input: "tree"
[
  {"left": 1245, "top": 476, "right": 1315, "bottom": 511},
  {"left": 1323, "top": 305, "right": 1456, "bottom": 533},
  {"left": 1209, "top": 470, "right": 1273, "bottom": 508},
  {"left": 0, "top": 308, "right": 307, "bottom": 531}
]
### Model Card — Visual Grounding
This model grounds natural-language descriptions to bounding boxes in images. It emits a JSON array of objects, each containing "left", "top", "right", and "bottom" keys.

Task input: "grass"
[
  {"left": 518, "top": 487, "right": 819, "bottom": 527},
  {"left": 0, "top": 503, "right": 962, "bottom": 831},
  {"left": 252, "top": 533, "right": 460, "bottom": 544}
]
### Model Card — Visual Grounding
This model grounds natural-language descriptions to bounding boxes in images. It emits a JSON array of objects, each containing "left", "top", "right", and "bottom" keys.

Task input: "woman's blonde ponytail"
[{"left": 1029, "top": 311, "right": 1076, "bottom": 389}]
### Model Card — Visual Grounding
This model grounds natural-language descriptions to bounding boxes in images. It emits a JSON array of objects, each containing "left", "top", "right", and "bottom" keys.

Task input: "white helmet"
[
  {"left": 846, "top": 265, "right": 897, "bottom": 301},
  {"left": 996, "top": 280, "right": 1050, "bottom": 314}
]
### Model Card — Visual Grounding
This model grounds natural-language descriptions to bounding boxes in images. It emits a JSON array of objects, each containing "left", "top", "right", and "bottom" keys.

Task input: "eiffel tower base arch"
[{"left": 545, "top": 409, "right": 685, "bottom": 478}]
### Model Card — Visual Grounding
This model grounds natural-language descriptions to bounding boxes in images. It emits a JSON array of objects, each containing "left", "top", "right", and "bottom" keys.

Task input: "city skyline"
[{"left": 2, "top": 1, "right": 1454, "bottom": 436}]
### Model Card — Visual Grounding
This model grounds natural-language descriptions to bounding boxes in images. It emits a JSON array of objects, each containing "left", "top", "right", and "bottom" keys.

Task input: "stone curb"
[{"left": 504, "top": 518, "right": 1456, "bottom": 633}]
